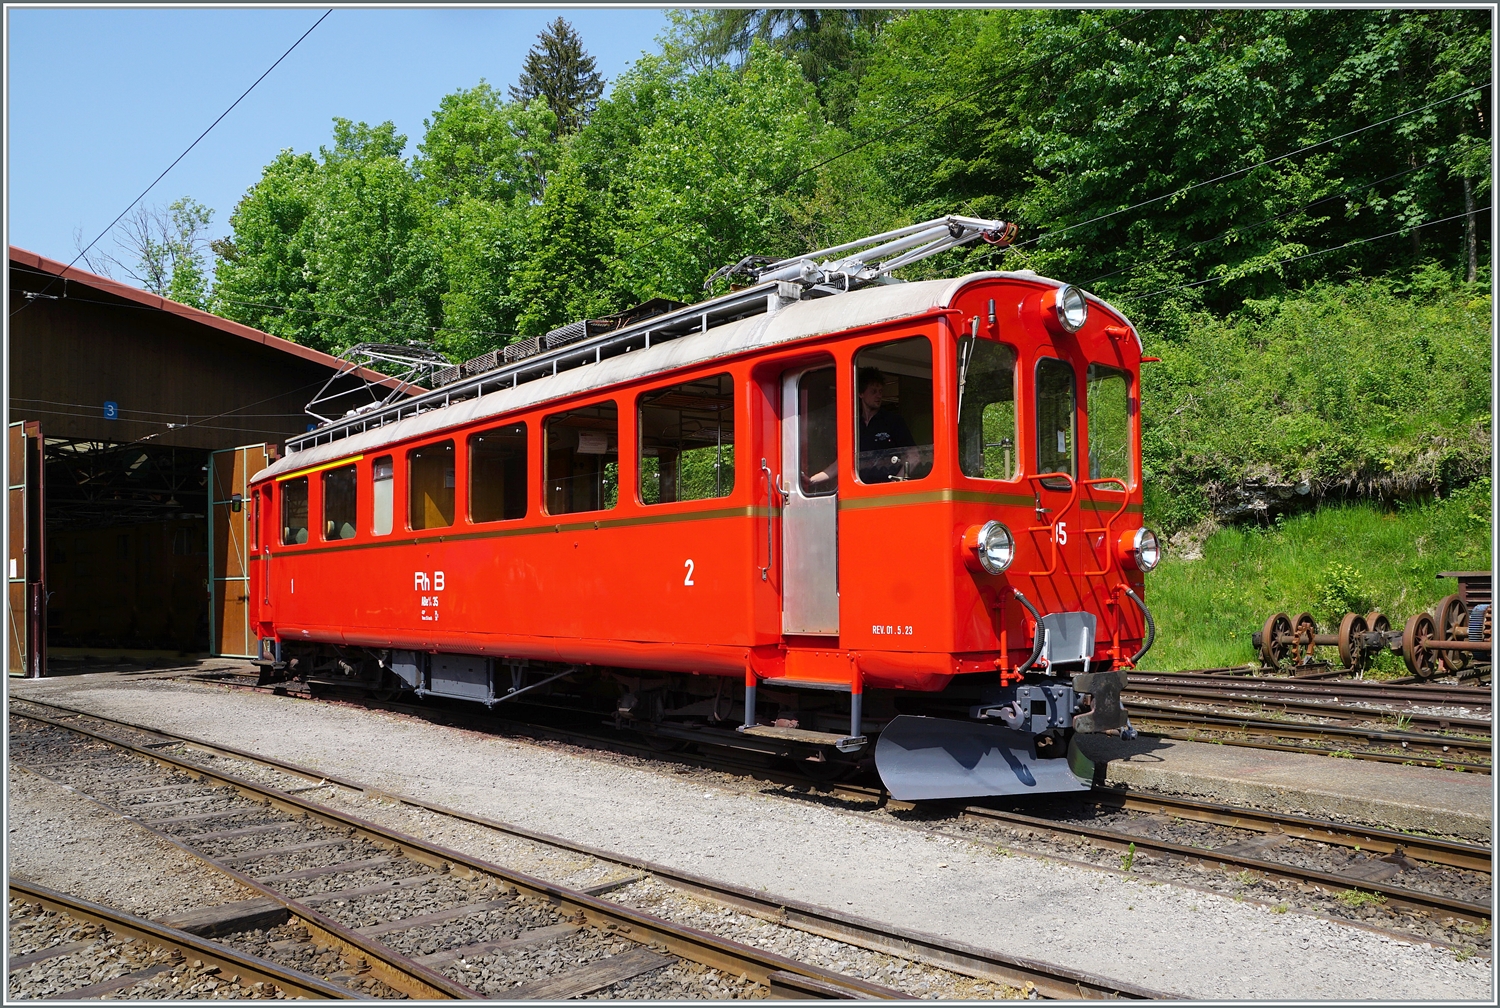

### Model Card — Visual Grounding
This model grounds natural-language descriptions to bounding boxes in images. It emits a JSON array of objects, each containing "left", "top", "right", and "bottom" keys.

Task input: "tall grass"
[{"left": 1143, "top": 479, "right": 1492, "bottom": 671}]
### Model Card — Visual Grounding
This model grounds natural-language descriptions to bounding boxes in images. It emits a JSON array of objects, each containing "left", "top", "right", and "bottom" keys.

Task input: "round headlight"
[
  {"left": 1058, "top": 285, "right": 1088, "bottom": 332},
  {"left": 1132, "top": 527, "right": 1160, "bottom": 571},
  {"left": 974, "top": 520, "right": 1014, "bottom": 574}
]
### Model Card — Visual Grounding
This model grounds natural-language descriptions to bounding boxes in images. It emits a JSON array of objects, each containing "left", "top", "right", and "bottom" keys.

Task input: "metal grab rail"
[
  {"left": 1080, "top": 476, "right": 1131, "bottom": 575},
  {"left": 1024, "top": 472, "right": 1079, "bottom": 576},
  {"left": 758, "top": 459, "right": 782, "bottom": 582}
]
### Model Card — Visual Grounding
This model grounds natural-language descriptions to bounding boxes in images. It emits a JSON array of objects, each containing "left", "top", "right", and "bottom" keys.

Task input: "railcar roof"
[{"left": 255, "top": 271, "right": 1135, "bottom": 482}]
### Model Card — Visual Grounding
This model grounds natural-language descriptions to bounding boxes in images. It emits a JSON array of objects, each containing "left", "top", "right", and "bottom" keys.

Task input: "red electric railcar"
[{"left": 248, "top": 217, "right": 1159, "bottom": 799}]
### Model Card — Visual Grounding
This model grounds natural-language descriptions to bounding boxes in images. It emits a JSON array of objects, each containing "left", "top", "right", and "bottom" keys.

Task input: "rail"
[{"left": 11, "top": 697, "right": 1172, "bottom": 1000}]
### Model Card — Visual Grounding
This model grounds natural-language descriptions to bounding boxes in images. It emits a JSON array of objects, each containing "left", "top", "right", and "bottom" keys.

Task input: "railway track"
[
  {"left": 14, "top": 695, "right": 1492, "bottom": 955},
  {"left": 8, "top": 879, "right": 356, "bottom": 1000},
  {"left": 1125, "top": 673, "right": 1492, "bottom": 711},
  {"left": 7, "top": 700, "right": 1169, "bottom": 1000}
]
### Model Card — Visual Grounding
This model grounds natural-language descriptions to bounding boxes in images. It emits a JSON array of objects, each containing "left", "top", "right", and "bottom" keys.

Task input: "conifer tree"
[{"left": 509, "top": 18, "right": 604, "bottom": 137}]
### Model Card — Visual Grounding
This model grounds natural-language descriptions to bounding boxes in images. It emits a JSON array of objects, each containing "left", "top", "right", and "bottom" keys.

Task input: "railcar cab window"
[
  {"left": 851, "top": 338, "right": 934, "bottom": 484},
  {"left": 957, "top": 340, "right": 1019, "bottom": 481},
  {"left": 409, "top": 441, "right": 455, "bottom": 530},
  {"left": 546, "top": 401, "right": 618, "bottom": 514},
  {"left": 1035, "top": 358, "right": 1077, "bottom": 487},
  {"left": 322, "top": 465, "right": 357, "bottom": 540},
  {"left": 798, "top": 367, "right": 838, "bottom": 495},
  {"left": 1086, "top": 364, "right": 1132, "bottom": 484},
  {"left": 280, "top": 477, "right": 309, "bottom": 545},
  {"left": 371, "top": 456, "right": 394, "bottom": 536},
  {"left": 638, "top": 374, "right": 735, "bottom": 504},
  {"left": 469, "top": 424, "right": 528, "bottom": 522}
]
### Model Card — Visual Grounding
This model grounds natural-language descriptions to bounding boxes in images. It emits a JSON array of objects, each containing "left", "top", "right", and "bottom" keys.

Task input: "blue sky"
[{"left": 6, "top": 6, "right": 673, "bottom": 268}]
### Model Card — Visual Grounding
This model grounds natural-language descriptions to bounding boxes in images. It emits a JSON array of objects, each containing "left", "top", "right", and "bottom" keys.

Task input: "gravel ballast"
[{"left": 9, "top": 674, "right": 1493, "bottom": 1000}]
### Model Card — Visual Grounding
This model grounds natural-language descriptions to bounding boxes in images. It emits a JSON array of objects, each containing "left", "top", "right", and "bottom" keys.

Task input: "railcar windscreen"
[
  {"left": 798, "top": 367, "right": 838, "bottom": 495},
  {"left": 958, "top": 339, "right": 1019, "bottom": 481},
  {"left": 322, "top": 465, "right": 357, "bottom": 540},
  {"left": 1035, "top": 357, "right": 1077, "bottom": 485},
  {"left": 372, "top": 455, "right": 394, "bottom": 536},
  {"left": 280, "top": 477, "right": 308, "bottom": 545},
  {"left": 546, "top": 401, "right": 619, "bottom": 514},
  {"left": 470, "top": 424, "right": 528, "bottom": 522},
  {"left": 409, "top": 441, "right": 455, "bottom": 530},
  {"left": 853, "top": 337, "right": 933, "bottom": 484},
  {"left": 638, "top": 374, "right": 735, "bottom": 505},
  {"left": 1086, "top": 364, "right": 1132, "bottom": 483}
]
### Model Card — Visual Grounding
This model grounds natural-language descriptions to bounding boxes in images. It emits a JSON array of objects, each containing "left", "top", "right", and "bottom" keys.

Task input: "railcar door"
[{"left": 780, "top": 364, "right": 839, "bottom": 634}]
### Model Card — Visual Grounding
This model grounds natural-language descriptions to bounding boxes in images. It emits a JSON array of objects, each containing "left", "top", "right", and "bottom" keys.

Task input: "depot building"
[{"left": 7, "top": 247, "right": 402, "bottom": 674}]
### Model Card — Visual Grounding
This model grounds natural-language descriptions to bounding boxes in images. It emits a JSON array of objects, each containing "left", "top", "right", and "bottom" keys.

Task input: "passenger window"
[
  {"left": 322, "top": 464, "right": 357, "bottom": 540},
  {"left": 409, "top": 441, "right": 455, "bottom": 530},
  {"left": 470, "top": 423, "right": 528, "bottom": 522},
  {"left": 1035, "top": 358, "right": 1077, "bottom": 484},
  {"left": 1086, "top": 364, "right": 1132, "bottom": 483},
  {"left": 546, "top": 401, "right": 618, "bottom": 514},
  {"left": 372, "top": 456, "right": 394, "bottom": 536},
  {"left": 639, "top": 374, "right": 735, "bottom": 504},
  {"left": 280, "top": 477, "right": 309, "bottom": 545},
  {"left": 853, "top": 337, "right": 934, "bottom": 484},
  {"left": 798, "top": 367, "right": 838, "bottom": 496},
  {"left": 958, "top": 339, "right": 1019, "bottom": 480}
]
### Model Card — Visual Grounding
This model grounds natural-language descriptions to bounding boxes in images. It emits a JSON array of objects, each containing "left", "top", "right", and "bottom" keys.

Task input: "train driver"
[{"left": 809, "top": 367, "right": 916, "bottom": 486}]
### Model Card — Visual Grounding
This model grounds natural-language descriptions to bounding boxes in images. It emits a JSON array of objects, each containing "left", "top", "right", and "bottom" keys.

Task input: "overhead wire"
[
  {"left": 11, "top": 9, "right": 333, "bottom": 318},
  {"left": 1114, "top": 207, "right": 1489, "bottom": 304},
  {"left": 1009, "top": 82, "right": 1490, "bottom": 253},
  {"left": 1080, "top": 161, "right": 1437, "bottom": 288}
]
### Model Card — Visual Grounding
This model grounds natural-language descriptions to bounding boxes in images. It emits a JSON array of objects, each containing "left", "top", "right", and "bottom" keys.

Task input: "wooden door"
[
  {"left": 209, "top": 444, "right": 269, "bottom": 657},
  {"left": 8, "top": 421, "right": 45, "bottom": 677}
]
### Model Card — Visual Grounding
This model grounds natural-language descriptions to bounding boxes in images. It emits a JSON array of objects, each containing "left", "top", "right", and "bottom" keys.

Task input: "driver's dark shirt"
[{"left": 859, "top": 407, "right": 914, "bottom": 482}]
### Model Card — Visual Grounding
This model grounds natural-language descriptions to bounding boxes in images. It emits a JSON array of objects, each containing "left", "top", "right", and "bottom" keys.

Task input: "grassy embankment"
[
  {"left": 1137, "top": 275, "right": 1492, "bottom": 672},
  {"left": 1145, "top": 480, "right": 1492, "bottom": 672}
]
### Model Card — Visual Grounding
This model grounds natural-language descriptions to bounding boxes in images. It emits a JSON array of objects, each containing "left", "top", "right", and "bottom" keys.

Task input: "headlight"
[
  {"left": 1058, "top": 285, "right": 1088, "bottom": 332},
  {"left": 1117, "top": 527, "right": 1160, "bottom": 571},
  {"left": 963, "top": 520, "right": 1015, "bottom": 575}
]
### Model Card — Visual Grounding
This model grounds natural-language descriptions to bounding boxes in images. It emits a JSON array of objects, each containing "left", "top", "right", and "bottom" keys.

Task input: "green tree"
[
  {"left": 510, "top": 17, "right": 604, "bottom": 136},
  {"left": 97, "top": 196, "right": 216, "bottom": 307},
  {"left": 661, "top": 8, "right": 893, "bottom": 121},
  {"left": 213, "top": 120, "right": 443, "bottom": 356}
]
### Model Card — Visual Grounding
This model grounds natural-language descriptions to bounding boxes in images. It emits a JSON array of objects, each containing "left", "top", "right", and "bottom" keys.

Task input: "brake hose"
[
  {"left": 1012, "top": 590, "right": 1046, "bottom": 674},
  {"left": 1124, "top": 586, "right": 1156, "bottom": 665}
]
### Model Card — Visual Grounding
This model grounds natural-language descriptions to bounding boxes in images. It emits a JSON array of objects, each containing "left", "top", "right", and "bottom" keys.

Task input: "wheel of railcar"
[
  {"left": 1337, "top": 612, "right": 1368, "bottom": 670},
  {"left": 1364, "top": 611, "right": 1390, "bottom": 635},
  {"left": 1292, "top": 612, "right": 1317, "bottom": 663},
  {"left": 1402, "top": 612, "right": 1438, "bottom": 678},
  {"left": 1436, "top": 593, "right": 1471, "bottom": 673},
  {"left": 1260, "top": 612, "right": 1292, "bottom": 667}
]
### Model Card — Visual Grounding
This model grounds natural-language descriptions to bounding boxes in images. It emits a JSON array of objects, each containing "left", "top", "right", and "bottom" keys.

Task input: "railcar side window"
[
  {"left": 546, "top": 401, "right": 619, "bottom": 514},
  {"left": 470, "top": 423, "right": 528, "bottom": 522},
  {"left": 638, "top": 374, "right": 735, "bottom": 504},
  {"left": 853, "top": 337, "right": 934, "bottom": 484},
  {"left": 409, "top": 441, "right": 456, "bottom": 530},
  {"left": 798, "top": 367, "right": 838, "bottom": 495},
  {"left": 1086, "top": 364, "right": 1132, "bottom": 483},
  {"left": 280, "top": 478, "right": 309, "bottom": 545},
  {"left": 1035, "top": 358, "right": 1077, "bottom": 485},
  {"left": 322, "top": 465, "right": 357, "bottom": 540},
  {"left": 372, "top": 456, "right": 394, "bottom": 536},
  {"left": 958, "top": 340, "right": 1019, "bottom": 481}
]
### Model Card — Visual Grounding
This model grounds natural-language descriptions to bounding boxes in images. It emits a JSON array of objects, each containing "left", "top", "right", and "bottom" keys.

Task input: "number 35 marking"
[
  {"left": 684, "top": 559, "right": 695, "bottom": 586},
  {"left": 1054, "top": 521, "right": 1068, "bottom": 545}
]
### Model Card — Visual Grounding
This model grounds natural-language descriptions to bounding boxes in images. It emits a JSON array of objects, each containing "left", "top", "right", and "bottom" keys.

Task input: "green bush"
[{"left": 1141, "top": 276, "right": 1491, "bottom": 533}]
